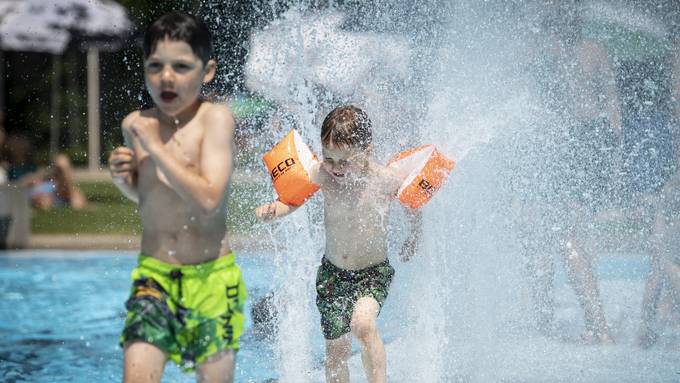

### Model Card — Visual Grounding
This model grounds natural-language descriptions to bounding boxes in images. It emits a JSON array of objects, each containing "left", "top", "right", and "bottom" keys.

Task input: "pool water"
[
  {"left": 0, "top": 250, "right": 279, "bottom": 383},
  {"left": 2, "top": 250, "right": 680, "bottom": 382}
]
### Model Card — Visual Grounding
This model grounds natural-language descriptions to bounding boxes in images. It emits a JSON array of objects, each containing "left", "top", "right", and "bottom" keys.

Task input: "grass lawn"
[{"left": 31, "top": 180, "right": 269, "bottom": 235}]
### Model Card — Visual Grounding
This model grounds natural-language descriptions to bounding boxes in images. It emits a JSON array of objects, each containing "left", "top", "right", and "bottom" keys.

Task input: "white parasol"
[{"left": 0, "top": 0, "right": 132, "bottom": 170}]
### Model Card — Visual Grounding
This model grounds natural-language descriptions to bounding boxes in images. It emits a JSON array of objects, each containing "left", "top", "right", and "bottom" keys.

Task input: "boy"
[
  {"left": 256, "top": 105, "right": 421, "bottom": 383},
  {"left": 108, "top": 12, "right": 246, "bottom": 383}
]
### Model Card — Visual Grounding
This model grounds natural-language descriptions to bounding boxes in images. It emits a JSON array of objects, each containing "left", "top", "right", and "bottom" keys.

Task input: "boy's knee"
[{"left": 350, "top": 317, "right": 377, "bottom": 341}]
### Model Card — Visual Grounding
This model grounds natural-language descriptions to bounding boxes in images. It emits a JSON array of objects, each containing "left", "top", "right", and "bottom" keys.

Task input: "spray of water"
[{"left": 233, "top": 0, "right": 680, "bottom": 381}]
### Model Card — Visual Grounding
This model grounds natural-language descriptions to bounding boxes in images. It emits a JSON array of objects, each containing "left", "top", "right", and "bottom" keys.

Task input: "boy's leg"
[
  {"left": 325, "top": 333, "right": 352, "bottom": 383},
  {"left": 123, "top": 341, "right": 167, "bottom": 383},
  {"left": 197, "top": 349, "right": 236, "bottom": 383},
  {"left": 350, "top": 297, "right": 385, "bottom": 383}
]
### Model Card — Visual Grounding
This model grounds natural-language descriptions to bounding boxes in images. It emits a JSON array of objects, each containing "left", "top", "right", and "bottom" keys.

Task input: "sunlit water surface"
[
  {"left": 0, "top": 251, "right": 279, "bottom": 383},
  {"left": 1, "top": 250, "right": 679, "bottom": 382}
]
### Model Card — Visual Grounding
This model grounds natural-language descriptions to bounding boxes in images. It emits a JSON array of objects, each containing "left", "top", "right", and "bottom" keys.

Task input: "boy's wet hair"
[
  {"left": 321, "top": 105, "right": 372, "bottom": 150},
  {"left": 143, "top": 12, "right": 213, "bottom": 65}
]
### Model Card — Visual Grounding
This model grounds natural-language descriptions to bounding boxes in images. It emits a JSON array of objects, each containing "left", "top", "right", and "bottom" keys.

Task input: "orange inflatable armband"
[
  {"left": 262, "top": 129, "right": 320, "bottom": 206},
  {"left": 387, "top": 145, "right": 455, "bottom": 209}
]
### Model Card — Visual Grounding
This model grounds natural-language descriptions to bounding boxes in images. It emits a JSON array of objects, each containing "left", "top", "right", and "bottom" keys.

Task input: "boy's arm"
[
  {"left": 255, "top": 160, "right": 322, "bottom": 222},
  {"left": 109, "top": 116, "right": 139, "bottom": 203},
  {"left": 133, "top": 105, "right": 234, "bottom": 215},
  {"left": 255, "top": 200, "right": 299, "bottom": 222},
  {"left": 382, "top": 163, "right": 422, "bottom": 262},
  {"left": 399, "top": 207, "right": 422, "bottom": 262}
]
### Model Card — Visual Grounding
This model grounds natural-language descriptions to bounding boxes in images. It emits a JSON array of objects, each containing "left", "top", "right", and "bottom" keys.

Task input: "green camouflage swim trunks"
[
  {"left": 315, "top": 257, "right": 394, "bottom": 340},
  {"left": 120, "top": 252, "right": 247, "bottom": 371}
]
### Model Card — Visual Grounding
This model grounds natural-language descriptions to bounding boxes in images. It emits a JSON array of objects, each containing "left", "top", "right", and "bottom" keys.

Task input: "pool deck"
[
  {"left": 26, "top": 233, "right": 273, "bottom": 252},
  {"left": 29, "top": 234, "right": 141, "bottom": 250}
]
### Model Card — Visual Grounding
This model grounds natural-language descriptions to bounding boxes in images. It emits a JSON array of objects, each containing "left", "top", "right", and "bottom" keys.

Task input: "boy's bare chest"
[
  {"left": 323, "top": 186, "right": 390, "bottom": 224},
  {"left": 137, "top": 125, "right": 203, "bottom": 181}
]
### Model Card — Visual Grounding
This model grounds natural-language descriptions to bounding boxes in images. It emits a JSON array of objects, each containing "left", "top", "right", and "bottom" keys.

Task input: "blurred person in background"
[
  {"left": 30, "top": 153, "right": 87, "bottom": 210},
  {"left": 519, "top": 4, "right": 621, "bottom": 343},
  {"left": 637, "top": 153, "right": 680, "bottom": 348},
  {"left": 4, "top": 134, "right": 86, "bottom": 210},
  {"left": 637, "top": 24, "right": 680, "bottom": 349}
]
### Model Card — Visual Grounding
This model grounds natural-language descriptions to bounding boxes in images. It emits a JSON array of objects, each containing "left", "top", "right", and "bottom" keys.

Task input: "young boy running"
[
  {"left": 256, "top": 105, "right": 421, "bottom": 383},
  {"left": 108, "top": 12, "right": 246, "bottom": 383}
]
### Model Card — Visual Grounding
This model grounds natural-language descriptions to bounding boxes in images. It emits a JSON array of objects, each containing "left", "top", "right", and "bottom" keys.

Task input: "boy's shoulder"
[
  {"left": 194, "top": 102, "right": 236, "bottom": 144},
  {"left": 197, "top": 101, "right": 234, "bottom": 127},
  {"left": 370, "top": 161, "right": 403, "bottom": 196}
]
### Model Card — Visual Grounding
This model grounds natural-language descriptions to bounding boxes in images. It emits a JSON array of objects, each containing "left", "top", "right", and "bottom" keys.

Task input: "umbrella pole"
[
  {"left": 50, "top": 54, "right": 62, "bottom": 161},
  {"left": 87, "top": 48, "right": 100, "bottom": 171}
]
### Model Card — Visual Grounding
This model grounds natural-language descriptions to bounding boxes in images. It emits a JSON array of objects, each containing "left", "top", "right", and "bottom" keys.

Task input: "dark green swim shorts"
[
  {"left": 120, "top": 252, "right": 247, "bottom": 371},
  {"left": 315, "top": 257, "right": 394, "bottom": 340}
]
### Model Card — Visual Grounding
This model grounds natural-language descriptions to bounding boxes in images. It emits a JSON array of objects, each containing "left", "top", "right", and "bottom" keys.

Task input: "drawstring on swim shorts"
[
  {"left": 169, "top": 269, "right": 188, "bottom": 324},
  {"left": 169, "top": 269, "right": 184, "bottom": 299}
]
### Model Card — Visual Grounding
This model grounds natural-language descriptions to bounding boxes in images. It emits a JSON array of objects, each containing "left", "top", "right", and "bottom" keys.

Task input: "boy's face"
[
  {"left": 144, "top": 38, "right": 216, "bottom": 117},
  {"left": 321, "top": 145, "right": 369, "bottom": 182}
]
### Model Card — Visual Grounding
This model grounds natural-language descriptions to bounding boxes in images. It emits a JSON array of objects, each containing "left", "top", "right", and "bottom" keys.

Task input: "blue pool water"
[
  {"left": 2, "top": 250, "right": 680, "bottom": 382},
  {"left": 0, "top": 250, "right": 280, "bottom": 383}
]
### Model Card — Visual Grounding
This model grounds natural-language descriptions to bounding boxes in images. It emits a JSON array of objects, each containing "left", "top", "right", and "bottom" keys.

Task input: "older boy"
[
  {"left": 256, "top": 105, "right": 421, "bottom": 383},
  {"left": 108, "top": 12, "right": 246, "bottom": 383}
]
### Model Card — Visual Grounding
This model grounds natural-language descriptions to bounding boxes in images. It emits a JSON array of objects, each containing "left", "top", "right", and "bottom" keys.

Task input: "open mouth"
[
  {"left": 332, "top": 171, "right": 345, "bottom": 178},
  {"left": 160, "top": 90, "right": 178, "bottom": 102}
]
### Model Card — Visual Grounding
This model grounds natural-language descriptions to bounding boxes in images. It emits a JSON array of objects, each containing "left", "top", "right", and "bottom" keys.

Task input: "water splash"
[{"left": 231, "top": 1, "right": 680, "bottom": 381}]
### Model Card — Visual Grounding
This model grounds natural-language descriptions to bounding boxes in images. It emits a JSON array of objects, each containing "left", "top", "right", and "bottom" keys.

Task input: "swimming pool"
[
  {"left": 2, "top": 250, "right": 680, "bottom": 382},
  {"left": 0, "top": 250, "right": 279, "bottom": 383}
]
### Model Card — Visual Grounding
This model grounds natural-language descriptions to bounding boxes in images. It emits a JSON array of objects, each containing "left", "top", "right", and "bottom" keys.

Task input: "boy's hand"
[
  {"left": 108, "top": 146, "right": 137, "bottom": 180},
  {"left": 400, "top": 208, "right": 422, "bottom": 262},
  {"left": 255, "top": 202, "right": 278, "bottom": 222},
  {"left": 129, "top": 115, "right": 162, "bottom": 153}
]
